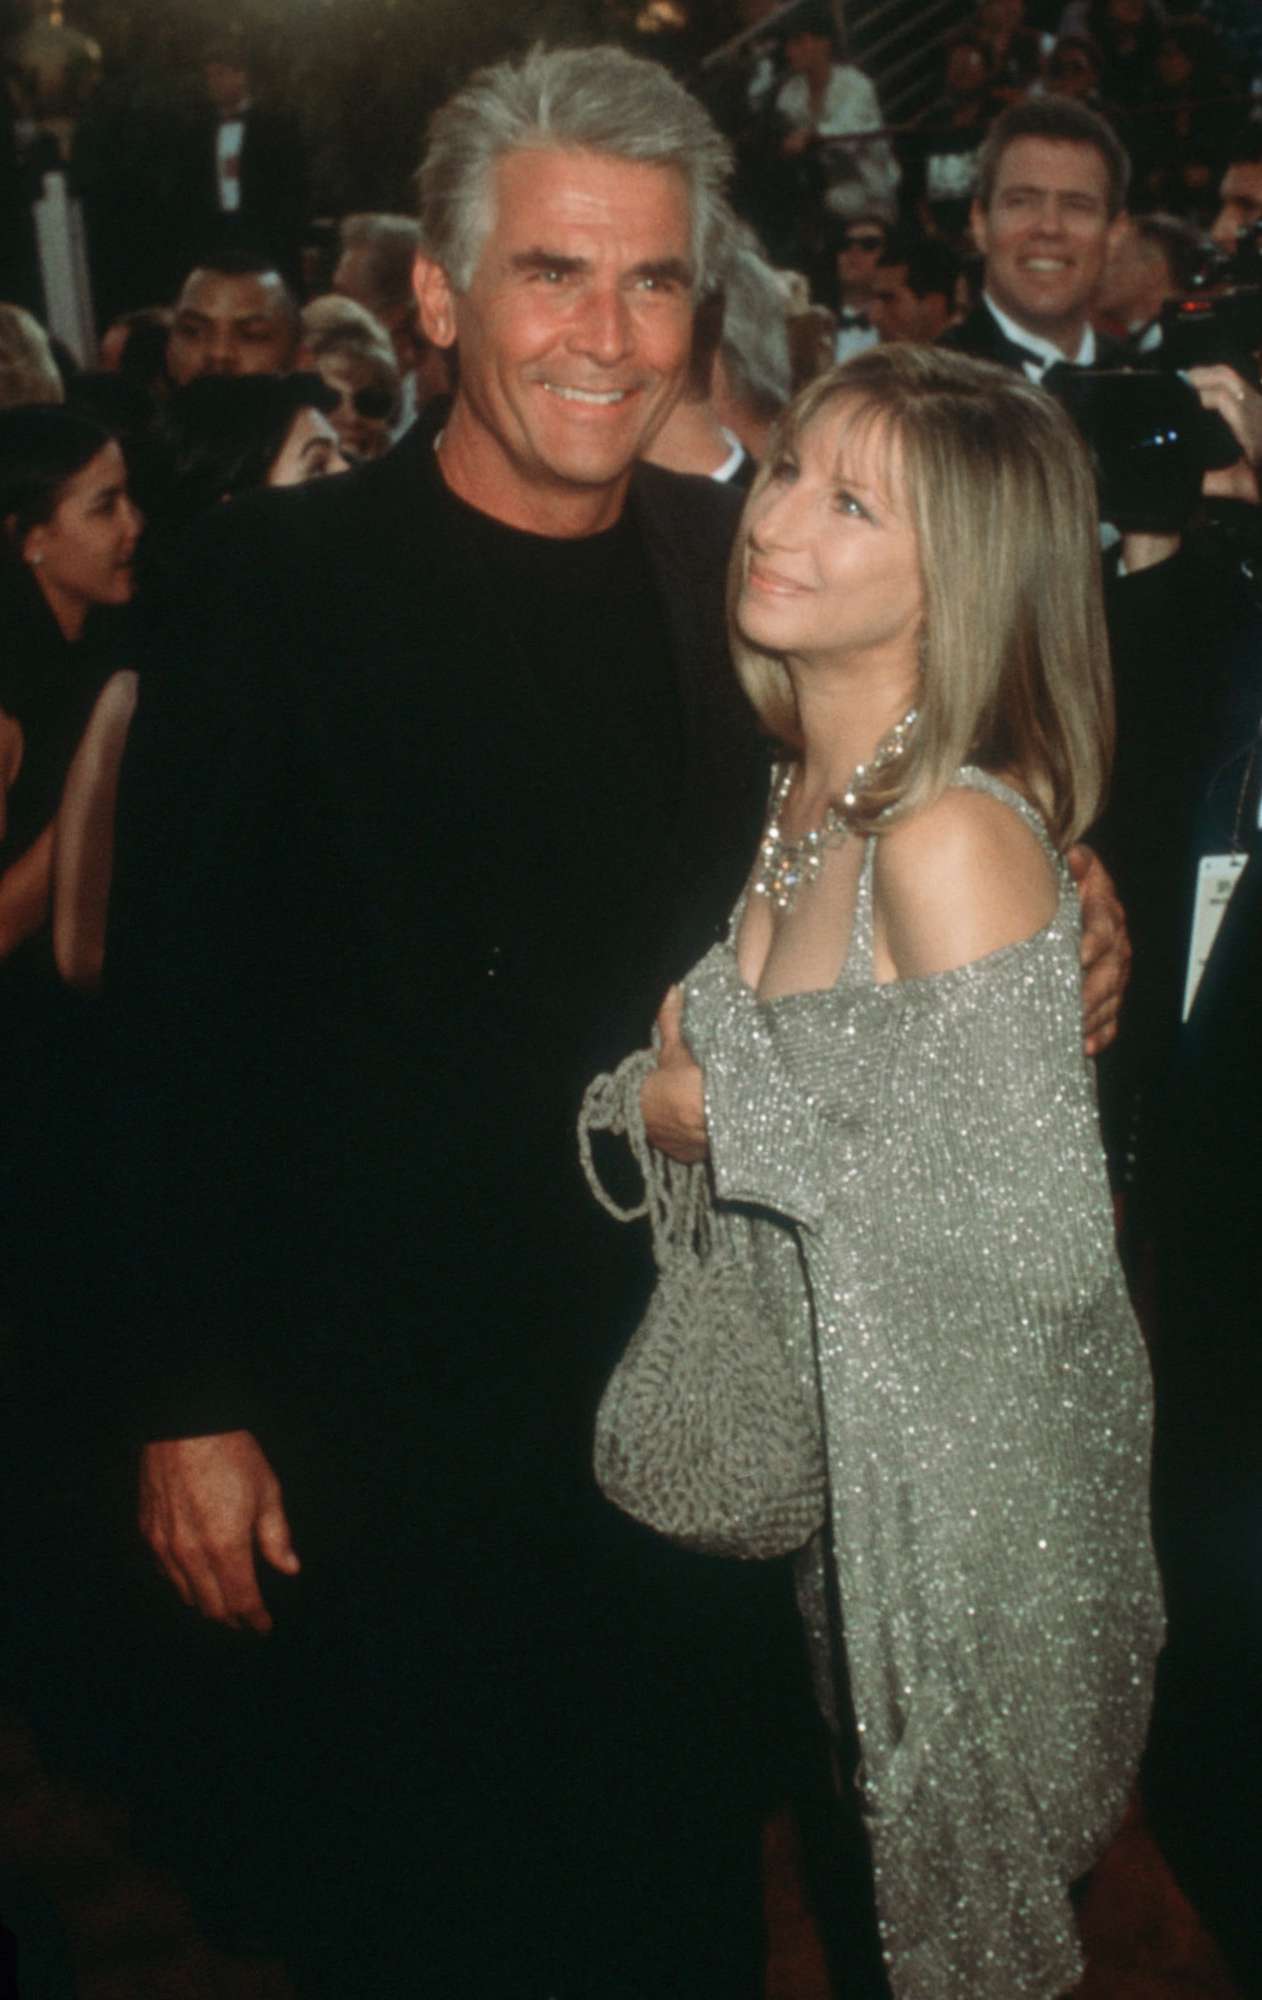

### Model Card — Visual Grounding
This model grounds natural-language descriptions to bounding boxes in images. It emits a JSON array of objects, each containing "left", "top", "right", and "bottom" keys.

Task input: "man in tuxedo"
[
  {"left": 178, "top": 36, "right": 307, "bottom": 285},
  {"left": 940, "top": 97, "right": 1129, "bottom": 380},
  {"left": 1119, "top": 525, "right": 1262, "bottom": 1997},
  {"left": 108, "top": 43, "right": 787, "bottom": 2000}
]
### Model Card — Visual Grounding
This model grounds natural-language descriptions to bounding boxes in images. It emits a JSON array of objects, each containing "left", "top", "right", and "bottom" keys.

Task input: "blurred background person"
[
  {"left": 333, "top": 211, "right": 449, "bottom": 427},
  {"left": 1082, "top": 0, "right": 1164, "bottom": 118},
  {"left": 771, "top": 6, "right": 898, "bottom": 295},
  {"left": 903, "top": 31, "right": 999, "bottom": 251},
  {"left": 99, "top": 306, "right": 173, "bottom": 381},
  {"left": 828, "top": 211, "right": 888, "bottom": 360},
  {"left": 173, "top": 32, "right": 307, "bottom": 290},
  {"left": 0, "top": 409, "right": 141, "bottom": 1798},
  {"left": 711, "top": 221, "right": 794, "bottom": 463},
  {"left": 972, "top": 0, "right": 1047, "bottom": 104},
  {"left": 868, "top": 233, "right": 962, "bottom": 342},
  {"left": 137, "top": 371, "right": 347, "bottom": 558},
  {"left": 304, "top": 324, "right": 400, "bottom": 464},
  {"left": 1210, "top": 124, "right": 1262, "bottom": 257},
  {"left": 0, "top": 301, "right": 63, "bottom": 409},
  {"left": 1039, "top": 32, "right": 1117, "bottom": 123},
  {"left": 645, "top": 206, "right": 789, "bottom": 484},
  {"left": 1134, "top": 14, "right": 1239, "bottom": 223},
  {"left": 1093, "top": 209, "right": 1203, "bottom": 356}
]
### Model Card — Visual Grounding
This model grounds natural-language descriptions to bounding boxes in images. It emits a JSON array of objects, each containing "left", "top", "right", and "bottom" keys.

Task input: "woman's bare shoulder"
[{"left": 873, "top": 785, "right": 1060, "bottom": 981}]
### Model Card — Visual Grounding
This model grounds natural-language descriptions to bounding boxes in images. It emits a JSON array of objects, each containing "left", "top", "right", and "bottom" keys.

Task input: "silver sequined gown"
[{"left": 681, "top": 769, "right": 1164, "bottom": 2000}]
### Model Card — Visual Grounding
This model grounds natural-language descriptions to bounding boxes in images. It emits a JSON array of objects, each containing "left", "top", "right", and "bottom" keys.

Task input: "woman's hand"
[{"left": 641, "top": 986, "right": 709, "bottom": 1165}]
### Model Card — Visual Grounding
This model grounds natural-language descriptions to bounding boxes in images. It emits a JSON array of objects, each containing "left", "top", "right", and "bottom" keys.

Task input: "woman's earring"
[{"left": 28, "top": 551, "right": 43, "bottom": 567}]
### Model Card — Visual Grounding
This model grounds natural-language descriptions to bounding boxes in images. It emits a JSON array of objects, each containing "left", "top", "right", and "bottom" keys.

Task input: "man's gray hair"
[
  {"left": 338, "top": 213, "right": 424, "bottom": 312},
  {"left": 716, "top": 217, "right": 791, "bottom": 423},
  {"left": 417, "top": 44, "right": 732, "bottom": 294}
]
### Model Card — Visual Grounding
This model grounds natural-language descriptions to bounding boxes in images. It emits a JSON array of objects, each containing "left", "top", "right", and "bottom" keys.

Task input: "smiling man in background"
[{"left": 941, "top": 97, "right": 1129, "bottom": 378}]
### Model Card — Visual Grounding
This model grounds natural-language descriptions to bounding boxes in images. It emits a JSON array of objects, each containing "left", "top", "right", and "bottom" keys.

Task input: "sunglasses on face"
[{"left": 332, "top": 383, "right": 395, "bottom": 421}]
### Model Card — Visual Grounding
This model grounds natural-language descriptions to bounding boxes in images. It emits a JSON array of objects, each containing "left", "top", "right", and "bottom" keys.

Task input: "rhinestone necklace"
[{"left": 752, "top": 706, "right": 919, "bottom": 913}]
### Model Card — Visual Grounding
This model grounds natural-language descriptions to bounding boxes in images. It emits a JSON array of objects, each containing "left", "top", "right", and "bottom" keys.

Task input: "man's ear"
[
  {"left": 413, "top": 254, "right": 458, "bottom": 349},
  {"left": 1103, "top": 210, "right": 1128, "bottom": 263},
  {"left": 969, "top": 200, "right": 989, "bottom": 259}
]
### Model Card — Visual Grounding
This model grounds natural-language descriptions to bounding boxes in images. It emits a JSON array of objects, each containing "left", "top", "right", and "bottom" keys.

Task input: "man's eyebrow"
[
  {"left": 630, "top": 256, "right": 693, "bottom": 287},
  {"left": 511, "top": 249, "right": 589, "bottom": 276},
  {"left": 999, "top": 181, "right": 1102, "bottom": 203},
  {"left": 174, "top": 310, "right": 212, "bottom": 327},
  {"left": 507, "top": 249, "right": 693, "bottom": 286}
]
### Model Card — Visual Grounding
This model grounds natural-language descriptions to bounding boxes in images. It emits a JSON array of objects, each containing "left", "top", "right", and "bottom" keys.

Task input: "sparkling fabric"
[{"left": 682, "top": 769, "right": 1164, "bottom": 2000}]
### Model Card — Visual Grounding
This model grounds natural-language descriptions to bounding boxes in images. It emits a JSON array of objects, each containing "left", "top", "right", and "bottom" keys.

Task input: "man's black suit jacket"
[
  {"left": 938, "top": 299, "right": 1126, "bottom": 372},
  {"left": 108, "top": 420, "right": 765, "bottom": 1533}
]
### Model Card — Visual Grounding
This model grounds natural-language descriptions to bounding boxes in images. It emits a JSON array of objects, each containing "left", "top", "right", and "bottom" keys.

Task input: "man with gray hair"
[
  {"left": 110, "top": 42, "right": 789, "bottom": 2000},
  {"left": 333, "top": 210, "right": 449, "bottom": 423}
]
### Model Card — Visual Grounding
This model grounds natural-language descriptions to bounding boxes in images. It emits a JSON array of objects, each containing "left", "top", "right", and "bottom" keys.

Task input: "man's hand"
[
  {"left": 139, "top": 1429, "right": 300, "bottom": 1634},
  {"left": 1068, "top": 845, "right": 1131, "bottom": 1056},
  {"left": 1186, "top": 364, "right": 1262, "bottom": 504},
  {"left": 641, "top": 985, "right": 709, "bottom": 1165}
]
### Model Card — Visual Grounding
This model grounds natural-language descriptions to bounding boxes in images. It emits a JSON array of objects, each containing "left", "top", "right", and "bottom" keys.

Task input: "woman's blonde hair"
[{"left": 729, "top": 345, "right": 1113, "bottom": 849}]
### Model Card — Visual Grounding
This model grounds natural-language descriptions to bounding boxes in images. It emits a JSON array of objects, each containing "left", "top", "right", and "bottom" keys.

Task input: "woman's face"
[
  {"left": 315, "top": 351, "right": 395, "bottom": 462},
  {"left": 267, "top": 406, "right": 350, "bottom": 487},
  {"left": 24, "top": 440, "right": 141, "bottom": 637},
  {"left": 738, "top": 399, "right": 923, "bottom": 680}
]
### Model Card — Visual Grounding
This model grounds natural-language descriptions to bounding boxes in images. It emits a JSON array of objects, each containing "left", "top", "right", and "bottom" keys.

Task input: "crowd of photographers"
[{"left": 3, "top": 7, "right": 1262, "bottom": 1993}]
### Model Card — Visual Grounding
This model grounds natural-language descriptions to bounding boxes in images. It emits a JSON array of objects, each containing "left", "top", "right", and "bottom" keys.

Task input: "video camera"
[
  {"left": 1158, "top": 218, "right": 1262, "bottom": 375},
  {"left": 1044, "top": 221, "right": 1262, "bottom": 535}
]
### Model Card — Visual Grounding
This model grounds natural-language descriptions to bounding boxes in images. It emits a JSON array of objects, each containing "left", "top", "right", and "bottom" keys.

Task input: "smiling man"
[
  {"left": 941, "top": 97, "right": 1130, "bottom": 377},
  {"left": 108, "top": 44, "right": 785, "bottom": 2000}
]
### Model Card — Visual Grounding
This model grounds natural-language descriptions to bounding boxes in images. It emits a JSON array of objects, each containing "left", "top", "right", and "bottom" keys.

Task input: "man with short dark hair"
[
  {"left": 940, "top": 97, "right": 1129, "bottom": 376},
  {"left": 165, "top": 255, "right": 299, "bottom": 384},
  {"left": 1210, "top": 127, "right": 1262, "bottom": 258},
  {"left": 868, "top": 233, "right": 960, "bottom": 343}
]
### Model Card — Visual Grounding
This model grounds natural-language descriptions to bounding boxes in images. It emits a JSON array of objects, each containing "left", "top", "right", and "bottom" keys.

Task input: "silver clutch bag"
[{"left": 579, "top": 1050, "right": 826, "bottom": 1561}]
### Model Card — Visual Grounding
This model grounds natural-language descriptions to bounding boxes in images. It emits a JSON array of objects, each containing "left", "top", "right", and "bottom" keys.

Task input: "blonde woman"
[{"left": 637, "top": 346, "right": 1163, "bottom": 1997}]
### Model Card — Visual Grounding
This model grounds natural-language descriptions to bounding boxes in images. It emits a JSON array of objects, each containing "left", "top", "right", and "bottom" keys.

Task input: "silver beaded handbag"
[{"left": 578, "top": 1051, "right": 826, "bottom": 1562}]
